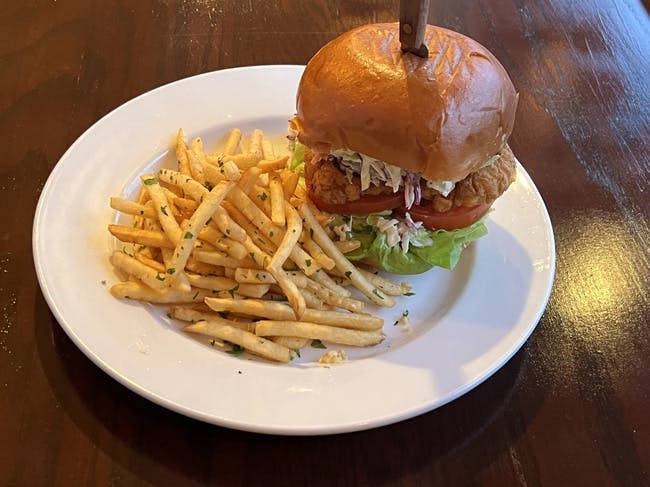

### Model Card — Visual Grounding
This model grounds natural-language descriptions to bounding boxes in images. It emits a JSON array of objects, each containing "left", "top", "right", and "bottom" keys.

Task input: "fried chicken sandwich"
[{"left": 289, "top": 23, "right": 518, "bottom": 274}]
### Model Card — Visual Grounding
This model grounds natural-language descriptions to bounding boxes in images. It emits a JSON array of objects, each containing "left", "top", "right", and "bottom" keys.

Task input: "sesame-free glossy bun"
[{"left": 294, "top": 23, "right": 518, "bottom": 182}]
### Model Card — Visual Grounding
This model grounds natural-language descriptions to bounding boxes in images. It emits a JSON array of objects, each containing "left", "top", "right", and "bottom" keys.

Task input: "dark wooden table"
[{"left": 2, "top": 1, "right": 649, "bottom": 485}]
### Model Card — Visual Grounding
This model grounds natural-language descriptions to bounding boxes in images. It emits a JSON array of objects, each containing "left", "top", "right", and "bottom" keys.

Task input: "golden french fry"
[
  {"left": 184, "top": 319, "right": 291, "bottom": 363},
  {"left": 110, "top": 198, "right": 157, "bottom": 219},
  {"left": 269, "top": 174, "right": 285, "bottom": 226},
  {"left": 234, "top": 268, "right": 276, "bottom": 284},
  {"left": 108, "top": 224, "right": 174, "bottom": 249},
  {"left": 247, "top": 128, "right": 264, "bottom": 158},
  {"left": 281, "top": 170, "right": 299, "bottom": 201},
  {"left": 334, "top": 239, "right": 361, "bottom": 254},
  {"left": 271, "top": 336, "right": 309, "bottom": 349},
  {"left": 187, "top": 146, "right": 206, "bottom": 184},
  {"left": 205, "top": 298, "right": 383, "bottom": 331},
  {"left": 176, "top": 128, "right": 192, "bottom": 175},
  {"left": 221, "top": 153, "right": 261, "bottom": 169},
  {"left": 257, "top": 156, "right": 289, "bottom": 173},
  {"left": 170, "top": 307, "right": 256, "bottom": 332},
  {"left": 142, "top": 174, "right": 182, "bottom": 244},
  {"left": 110, "top": 251, "right": 168, "bottom": 289},
  {"left": 261, "top": 138, "right": 275, "bottom": 160},
  {"left": 255, "top": 320, "right": 385, "bottom": 347},
  {"left": 111, "top": 281, "right": 210, "bottom": 304},
  {"left": 222, "top": 128, "right": 242, "bottom": 155},
  {"left": 193, "top": 249, "right": 251, "bottom": 269}
]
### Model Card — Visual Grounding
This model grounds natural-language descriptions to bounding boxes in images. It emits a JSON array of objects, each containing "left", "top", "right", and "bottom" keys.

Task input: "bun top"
[{"left": 294, "top": 23, "right": 518, "bottom": 182}]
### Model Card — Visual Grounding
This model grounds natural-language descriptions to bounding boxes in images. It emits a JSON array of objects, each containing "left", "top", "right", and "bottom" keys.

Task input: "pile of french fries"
[{"left": 108, "top": 128, "right": 412, "bottom": 363}]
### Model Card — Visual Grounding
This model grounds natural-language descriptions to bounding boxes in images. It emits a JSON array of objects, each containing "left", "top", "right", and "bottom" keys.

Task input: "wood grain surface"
[{"left": 1, "top": 1, "right": 649, "bottom": 485}]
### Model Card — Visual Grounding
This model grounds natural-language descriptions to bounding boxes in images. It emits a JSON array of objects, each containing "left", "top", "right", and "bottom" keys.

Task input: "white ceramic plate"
[{"left": 33, "top": 65, "right": 555, "bottom": 435}]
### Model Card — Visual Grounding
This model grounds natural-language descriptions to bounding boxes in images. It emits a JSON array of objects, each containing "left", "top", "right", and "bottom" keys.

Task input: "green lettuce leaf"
[
  {"left": 290, "top": 140, "right": 306, "bottom": 173},
  {"left": 344, "top": 219, "right": 487, "bottom": 275}
]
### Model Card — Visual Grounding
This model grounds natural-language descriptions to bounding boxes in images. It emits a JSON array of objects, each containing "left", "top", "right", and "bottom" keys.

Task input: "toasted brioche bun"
[{"left": 294, "top": 23, "right": 518, "bottom": 183}]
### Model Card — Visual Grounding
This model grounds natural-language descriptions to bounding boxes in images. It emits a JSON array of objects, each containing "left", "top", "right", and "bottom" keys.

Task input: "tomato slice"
[
  {"left": 400, "top": 201, "right": 492, "bottom": 231},
  {"left": 308, "top": 189, "right": 404, "bottom": 215}
]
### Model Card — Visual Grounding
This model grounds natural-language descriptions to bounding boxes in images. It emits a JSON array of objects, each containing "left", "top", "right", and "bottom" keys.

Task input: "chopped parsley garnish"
[
  {"left": 160, "top": 205, "right": 168, "bottom": 216},
  {"left": 226, "top": 344, "right": 245, "bottom": 356},
  {"left": 155, "top": 273, "right": 165, "bottom": 281},
  {"left": 305, "top": 259, "right": 312, "bottom": 267},
  {"left": 372, "top": 288, "right": 384, "bottom": 299},
  {"left": 311, "top": 339, "right": 326, "bottom": 349},
  {"left": 184, "top": 231, "right": 194, "bottom": 239},
  {"left": 344, "top": 271, "right": 352, "bottom": 279},
  {"left": 143, "top": 177, "right": 158, "bottom": 185},
  {"left": 228, "top": 284, "right": 240, "bottom": 297},
  {"left": 167, "top": 268, "right": 176, "bottom": 275},
  {"left": 404, "top": 292, "right": 415, "bottom": 296},
  {"left": 258, "top": 192, "right": 268, "bottom": 201}
]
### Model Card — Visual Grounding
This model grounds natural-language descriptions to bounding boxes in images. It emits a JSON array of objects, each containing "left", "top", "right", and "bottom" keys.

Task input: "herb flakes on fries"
[{"left": 107, "top": 128, "right": 413, "bottom": 363}]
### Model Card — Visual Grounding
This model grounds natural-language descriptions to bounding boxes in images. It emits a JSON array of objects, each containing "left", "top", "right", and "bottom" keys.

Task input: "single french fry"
[
  {"left": 193, "top": 249, "right": 250, "bottom": 269},
  {"left": 111, "top": 281, "right": 210, "bottom": 304},
  {"left": 271, "top": 336, "right": 309, "bottom": 350},
  {"left": 184, "top": 319, "right": 291, "bottom": 363},
  {"left": 269, "top": 173, "right": 285, "bottom": 226},
  {"left": 221, "top": 153, "right": 261, "bottom": 169},
  {"left": 110, "top": 198, "right": 157, "bottom": 219},
  {"left": 261, "top": 139, "right": 275, "bottom": 160},
  {"left": 234, "top": 268, "right": 276, "bottom": 284},
  {"left": 185, "top": 273, "right": 238, "bottom": 291},
  {"left": 257, "top": 156, "right": 289, "bottom": 173},
  {"left": 334, "top": 239, "right": 361, "bottom": 254},
  {"left": 222, "top": 128, "right": 242, "bottom": 155},
  {"left": 205, "top": 298, "right": 383, "bottom": 331},
  {"left": 267, "top": 202, "right": 301, "bottom": 271},
  {"left": 281, "top": 170, "right": 299, "bottom": 201},
  {"left": 187, "top": 145, "right": 206, "bottom": 184},
  {"left": 110, "top": 251, "right": 169, "bottom": 289},
  {"left": 176, "top": 129, "right": 192, "bottom": 176},
  {"left": 255, "top": 320, "right": 385, "bottom": 347},
  {"left": 299, "top": 202, "right": 394, "bottom": 307},
  {"left": 142, "top": 174, "right": 182, "bottom": 244},
  {"left": 108, "top": 224, "right": 174, "bottom": 249},
  {"left": 247, "top": 129, "right": 264, "bottom": 158},
  {"left": 170, "top": 307, "right": 255, "bottom": 332},
  {"left": 266, "top": 202, "right": 305, "bottom": 319}
]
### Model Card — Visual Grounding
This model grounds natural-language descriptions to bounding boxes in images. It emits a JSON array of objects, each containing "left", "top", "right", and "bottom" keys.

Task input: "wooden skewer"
[{"left": 399, "top": 0, "right": 431, "bottom": 57}]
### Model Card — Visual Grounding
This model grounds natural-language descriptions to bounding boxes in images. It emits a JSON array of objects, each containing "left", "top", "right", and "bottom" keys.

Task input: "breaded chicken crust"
[{"left": 305, "top": 145, "right": 516, "bottom": 211}]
